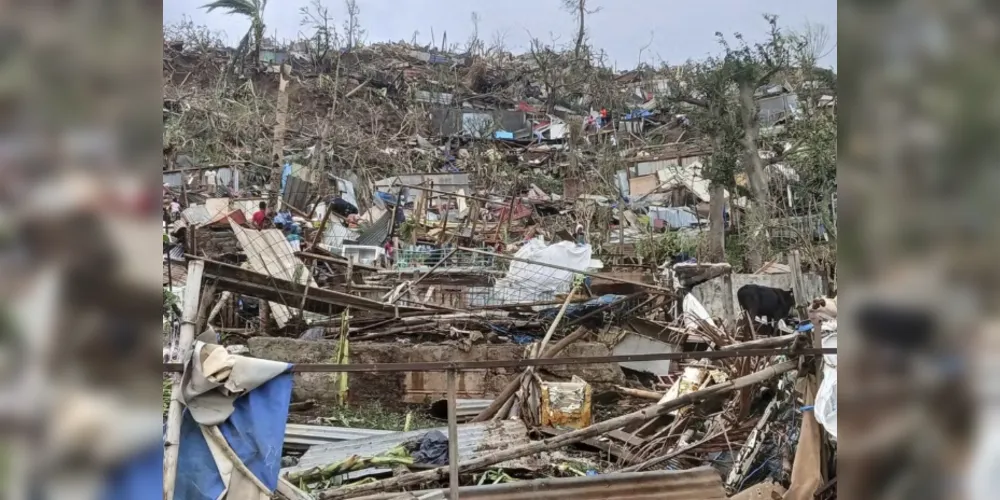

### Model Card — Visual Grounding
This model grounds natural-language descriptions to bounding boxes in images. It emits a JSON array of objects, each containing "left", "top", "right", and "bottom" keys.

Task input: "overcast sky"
[{"left": 164, "top": 0, "right": 837, "bottom": 70}]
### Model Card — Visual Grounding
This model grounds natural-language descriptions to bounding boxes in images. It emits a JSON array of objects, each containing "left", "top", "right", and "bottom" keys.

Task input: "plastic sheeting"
[
  {"left": 682, "top": 293, "right": 717, "bottom": 329},
  {"left": 540, "top": 294, "right": 620, "bottom": 322},
  {"left": 490, "top": 238, "right": 592, "bottom": 305},
  {"left": 814, "top": 328, "right": 837, "bottom": 440},
  {"left": 175, "top": 370, "right": 294, "bottom": 500}
]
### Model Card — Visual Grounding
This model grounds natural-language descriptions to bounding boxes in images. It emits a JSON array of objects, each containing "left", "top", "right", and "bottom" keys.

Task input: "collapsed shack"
[{"left": 163, "top": 246, "right": 837, "bottom": 499}]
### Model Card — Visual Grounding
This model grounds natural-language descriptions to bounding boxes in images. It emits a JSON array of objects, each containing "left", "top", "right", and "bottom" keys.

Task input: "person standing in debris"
[
  {"left": 169, "top": 197, "right": 181, "bottom": 221},
  {"left": 252, "top": 201, "right": 268, "bottom": 229},
  {"left": 600, "top": 108, "right": 609, "bottom": 128}
]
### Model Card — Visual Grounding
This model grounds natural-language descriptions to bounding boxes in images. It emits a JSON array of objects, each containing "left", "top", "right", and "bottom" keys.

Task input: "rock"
[
  {"left": 281, "top": 456, "right": 299, "bottom": 468},
  {"left": 226, "top": 345, "right": 250, "bottom": 355}
]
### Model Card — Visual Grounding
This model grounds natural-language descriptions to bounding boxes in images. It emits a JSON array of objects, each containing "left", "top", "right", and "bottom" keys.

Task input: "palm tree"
[{"left": 203, "top": 0, "right": 268, "bottom": 67}]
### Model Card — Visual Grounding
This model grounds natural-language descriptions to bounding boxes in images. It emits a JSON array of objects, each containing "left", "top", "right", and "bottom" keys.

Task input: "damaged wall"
[
  {"left": 691, "top": 272, "right": 824, "bottom": 319},
  {"left": 247, "top": 338, "right": 624, "bottom": 403}
]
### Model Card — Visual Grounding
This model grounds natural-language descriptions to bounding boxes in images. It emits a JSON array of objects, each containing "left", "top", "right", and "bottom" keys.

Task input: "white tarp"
[
  {"left": 814, "top": 323, "right": 837, "bottom": 440},
  {"left": 490, "top": 238, "right": 592, "bottom": 305}
]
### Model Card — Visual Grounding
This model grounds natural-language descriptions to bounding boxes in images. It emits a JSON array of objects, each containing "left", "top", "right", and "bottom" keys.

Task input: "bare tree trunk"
[
  {"left": 573, "top": 0, "right": 586, "bottom": 60},
  {"left": 738, "top": 81, "right": 770, "bottom": 271},
  {"left": 708, "top": 182, "right": 726, "bottom": 261},
  {"left": 267, "top": 65, "right": 291, "bottom": 214}
]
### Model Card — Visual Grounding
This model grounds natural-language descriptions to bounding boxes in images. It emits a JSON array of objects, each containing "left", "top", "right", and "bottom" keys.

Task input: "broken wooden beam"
[
  {"left": 194, "top": 256, "right": 426, "bottom": 316},
  {"left": 317, "top": 360, "right": 799, "bottom": 499}
]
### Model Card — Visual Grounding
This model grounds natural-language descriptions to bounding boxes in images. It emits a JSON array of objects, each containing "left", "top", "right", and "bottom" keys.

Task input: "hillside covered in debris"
[{"left": 162, "top": 4, "right": 837, "bottom": 500}]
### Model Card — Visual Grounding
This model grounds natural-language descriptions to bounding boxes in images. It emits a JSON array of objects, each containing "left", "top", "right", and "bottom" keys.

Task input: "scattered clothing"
[
  {"left": 409, "top": 430, "right": 450, "bottom": 465},
  {"left": 285, "top": 232, "right": 302, "bottom": 251},
  {"left": 273, "top": 210, "right": 293, "bottom": 228}
]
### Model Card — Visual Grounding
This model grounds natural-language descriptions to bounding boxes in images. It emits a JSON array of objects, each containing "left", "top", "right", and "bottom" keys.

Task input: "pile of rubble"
[{"left": 161, "top": 28, "right": 836, "bottom": 500}]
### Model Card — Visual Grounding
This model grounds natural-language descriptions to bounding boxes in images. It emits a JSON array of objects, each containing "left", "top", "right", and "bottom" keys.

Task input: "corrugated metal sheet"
[
  {"left": 284, "top": 174, "right": 314, "bottom": 212},
  {"left": 230, "top": 220, "right": 317, "bottom": 328},
  {"left": 283, "top": 420, "right": 530, "bottom": 481},
  {"left": 428, "top": 399, "right": 492, "bottom": 421},
  {"left": 655, "top": 162, "right": 713, "bottom": 202},
  {"left": 415, "top": 90, "right": 454, "bottom": 105},
  {"left": 356, "top": 210, "right": 392, "bottom": 247},
  {"left": 634, "top": 159, "right": 679, "bottom": 177},
  {"left": 323, "top": 223, "right": 360, "bottom": 249},
  {"left": 163, "top": 171, "right": 183, "bottom": 187},
  {"left": 284, "top": 424, "right": 393, "bottom": 448},
  {"left": 356, "top": 467, "right": 727, "bottom": 500},
  {"left": 181, "top": 205, "right": 212, "bottom": 226}
]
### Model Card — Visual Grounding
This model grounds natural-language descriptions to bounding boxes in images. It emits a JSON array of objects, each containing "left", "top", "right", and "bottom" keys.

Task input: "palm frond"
[{"left": 202, "top": 0, "right": 257, "bottom": 17}]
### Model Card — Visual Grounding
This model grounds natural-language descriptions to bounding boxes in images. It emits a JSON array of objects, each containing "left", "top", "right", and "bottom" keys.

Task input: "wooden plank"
[
  {"left": 537, "top": 427, "right": 632, "bottom": 461},
  {"left": 196, "top": 257, "right": 425, "bottom": 316}
]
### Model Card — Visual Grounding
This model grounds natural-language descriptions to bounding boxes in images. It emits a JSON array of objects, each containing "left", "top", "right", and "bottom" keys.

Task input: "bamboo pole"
[
  {"left": 318, "top": 360, "right": 798, "bottom": 499},
  {"left": 504, "top": 286, "right": 578, "bottom": 419},
  {"left": 720, "top": 331, "right": 801, "bottom": 350},
  {"left": 163, "top": 259, "right": 205, "bottom": 500},
  {"left": 206, "top": 291, "right": 232, "bottom": 326},
  {"left": 205, "top": 425, "right": 271, "bottom": 493},
  {"left": 537, "top": 286, "right": 578, "bottom": 355},
  {"left": 616, "top": 386, "right": 663, "bottom": 401}
]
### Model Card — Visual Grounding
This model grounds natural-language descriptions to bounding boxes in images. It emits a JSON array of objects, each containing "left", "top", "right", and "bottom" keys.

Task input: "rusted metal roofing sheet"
[
  {"left": 283, "top": 420, "right": 530, "bottom": 481},
  {"left": 355, "top": 467, "right": 728, "bottom": 500}
]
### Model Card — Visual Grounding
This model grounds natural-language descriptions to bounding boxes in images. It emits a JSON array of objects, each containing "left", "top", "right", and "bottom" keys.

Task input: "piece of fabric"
[
  {"left": 410, "top": 430, "right": 450, "bottom": 465},
  {"left": 178, "top": 342, "right": 291, "bottom": 425},
  {"left": 783, "top": 376, "right": 824, "bottom": 500},
  {"left": 175, "top": 370, "right": 294, "bottom": 500}
]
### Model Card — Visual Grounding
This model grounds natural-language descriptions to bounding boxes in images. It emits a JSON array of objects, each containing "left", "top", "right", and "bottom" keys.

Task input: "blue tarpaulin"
[
  {"left": 540, "top": 294, "right": 624, "bottom": 322},
  {"left": 174, "top": 367, "right": 294, "bottom": 500},
  {"left": 375, "top": 191, "right": 398, "bottom": 206},
  {"left": 623, "top": 109, "right": 654, "bottom": 120},
  {"left": 280, "top": 163, "right": 292, "bottom": 193}
]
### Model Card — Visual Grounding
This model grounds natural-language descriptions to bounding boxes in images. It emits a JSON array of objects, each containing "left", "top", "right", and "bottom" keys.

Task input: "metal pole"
[{"left": 447, "top": 369, "right": 460, "bottom": 500}]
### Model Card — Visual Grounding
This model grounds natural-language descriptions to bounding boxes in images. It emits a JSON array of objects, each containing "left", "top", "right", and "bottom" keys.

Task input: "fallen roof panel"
[{"left": 283, "top": 420, "right": 531, "bottom": 481}]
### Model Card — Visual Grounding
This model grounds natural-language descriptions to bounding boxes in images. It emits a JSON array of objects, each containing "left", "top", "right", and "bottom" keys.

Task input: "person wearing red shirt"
[{"left": 252, "top": 201, "right": 268, "bottom": 229}]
